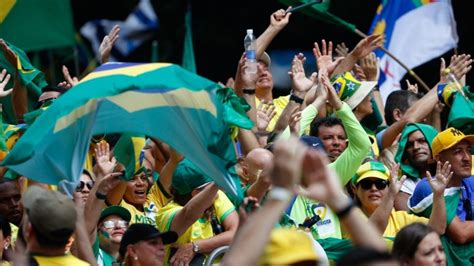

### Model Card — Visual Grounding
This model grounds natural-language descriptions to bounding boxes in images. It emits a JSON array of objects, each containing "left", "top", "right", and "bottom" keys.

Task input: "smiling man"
[{"left": 394, "top": 123, "right": 438, "bottom": 210}]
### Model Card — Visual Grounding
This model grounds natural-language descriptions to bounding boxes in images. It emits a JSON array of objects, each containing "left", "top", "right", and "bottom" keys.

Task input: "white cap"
[{"left": 246, "top": 29, "right": 253, "bottom": 34}]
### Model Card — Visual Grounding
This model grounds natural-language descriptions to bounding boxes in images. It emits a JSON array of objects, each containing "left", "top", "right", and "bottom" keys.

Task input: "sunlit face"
[
  {"left": 256, "top": 61, "right": 273, "bottom": 93},
  {"left": 438, "top": 140, "right": 472, "bottom": 179},
  {"left": 405, "top": 130, "right": 431, "bottom": 169},
  {"left": 74, "top": 173, "right": 94, "bottom": 205},
  {"left": 98, "top": 214, "right": 128, "bottom": 245},
  {"left": 123, "top": 172, "right": 149, "bottom": 207},
  {"left": 409, "top": 232, "right": 445, "bottom": 266},
  {"left": 0, "top": 181, "right": 23, "bottom": 225},
  {"left": 317, "top": 125, "right": 347, "bottom": 162},
  {"left": 130, "top": 238, "right": 165, "bottom": 266},
  {"left": 354, "top": 177, "right": 389, "bottom": 215}
]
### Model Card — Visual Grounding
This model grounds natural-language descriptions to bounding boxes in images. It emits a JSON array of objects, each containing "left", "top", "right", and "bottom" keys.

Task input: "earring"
[{"left": 134, "top": 256, "right": 138, "bottom": 261}]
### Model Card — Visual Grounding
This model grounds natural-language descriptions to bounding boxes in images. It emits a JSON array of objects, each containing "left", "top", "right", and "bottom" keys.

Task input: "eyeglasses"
[
  {"left": 102, "top": 220, "right": 129, "bottom": 229},
  {"left": 75, "top": 181, "right": 94, "bottom": 192},
  {"left": 358, "top": 179, "right": 389, "bottom": 190}
]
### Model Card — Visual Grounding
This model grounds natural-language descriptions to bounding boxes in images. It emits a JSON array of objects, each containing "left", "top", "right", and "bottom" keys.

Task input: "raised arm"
[
  {"left": 425, "top": 161, "right": 451, "bottom": 235},
  {"left": 255, "top": 8, "right": 291, "bottom": 60},
  {"left": 158, "top": 147, "right": 183, "bottom": 195}
]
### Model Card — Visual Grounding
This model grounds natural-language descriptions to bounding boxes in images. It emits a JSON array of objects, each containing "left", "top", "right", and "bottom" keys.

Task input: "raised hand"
[
  {"left": 353, "top": 64, "right": 367, "bottom": 81},
  {"left": 256, "top": 101, "right": 276, "bottom": 133},
  {"left": 288, "top": 107, "right": 302, "bottom": 135},
  {"left": 405, "top": 79, "right": 418, "bottom": 94},
  {"left": 99, "top": 25, "right": 120, "bottom": 64},
  {"left": 360, "top": 52, "right": 379, "bottom": 81},
  {"left": 288, "top": 53, "right": 313, "bottom": 98},
  {"left": 270, "top": 8, "right": 291, "bottom": 30},
  {"left": 94, "top": 141, "right": 117, "bottom": 178},
  {"left": 441, "top": 54, "right": 473, "bottom": 84},
  {"left": 0, "top": 69, "right": 13, "bottom": 98},
  {"left": 427, "top": 161, "right": 452, "bottom": 196},
  {"left": 335, "top": 42, "right": 349, "bottom": 58},
  {"left": 388, "top": 164, "right": 407, "bottom": 197},
  {"left": 313, "top": 40, "right": 343, "bottom": 76},
  {"left": 169, "top": 147, "right": 184, "bottom": 163},
  {"left": 319, "top": 68, "right": 342, "bottom": 110},
  {"left": 62, "top": 65, "right": 79, "bottom": 87},
  {"left": 271, "top": 137, "right": 307, "bottom": 189},
  {"left": 350, "top": 34, "right": 383, "bottom": 60}
]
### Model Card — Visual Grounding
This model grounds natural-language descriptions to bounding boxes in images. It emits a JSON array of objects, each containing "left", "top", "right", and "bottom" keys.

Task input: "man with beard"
[{"left": 393, "top": 123, "right": 438, "bottom": 210}]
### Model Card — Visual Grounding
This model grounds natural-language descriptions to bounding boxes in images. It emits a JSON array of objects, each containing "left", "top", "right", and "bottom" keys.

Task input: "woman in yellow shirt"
[{"left": 350, "top": 160, "right": 450, "bottom": 238}]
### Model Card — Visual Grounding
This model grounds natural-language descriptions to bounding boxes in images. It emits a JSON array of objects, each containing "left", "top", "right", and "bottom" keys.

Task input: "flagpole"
[{"left": 354, "top": 29, "right": 431, "bottom": 92}]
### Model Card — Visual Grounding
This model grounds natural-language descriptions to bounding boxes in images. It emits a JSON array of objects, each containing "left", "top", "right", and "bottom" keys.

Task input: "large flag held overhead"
[
  {"left": 2, "top": 62, "right": 244, "bottom": 201},
  {"left": 0, "top": 0, "right": 75, "bottom": 51},
  {"left": 369, "top": 0, "right": 458, "bottom": 101}
]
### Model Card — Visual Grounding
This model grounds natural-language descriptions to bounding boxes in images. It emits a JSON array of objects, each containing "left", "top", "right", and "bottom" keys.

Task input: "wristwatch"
[{"left": 192, "top": 241, "right": 200, "bottom": 253}]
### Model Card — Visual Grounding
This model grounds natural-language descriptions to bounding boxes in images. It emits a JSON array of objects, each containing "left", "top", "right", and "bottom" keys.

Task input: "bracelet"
[
  {"left": 267, "top": 187, "right": 293, "bottom": 201},
  {"left": 243, "top": 88, "right": 256, "bottom": 95},
  {"left": 290, "top": 94, "right": 304, "bottom": 104},
  {"left": 95, "top": 191, "right": 107, "bottom": 200},
  {"left": 334, "top": 200, "right": 353, "bottom": 218}
]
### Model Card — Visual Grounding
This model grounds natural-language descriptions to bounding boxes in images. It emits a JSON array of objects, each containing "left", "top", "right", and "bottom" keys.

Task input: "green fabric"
[
  {"left": 93, "top": 237, "right": 115, "bottom": 266},
  {"left": 360, "top": 97, "right": 384, "bottom": 132},
  {"left": 2, "top": 63, "right": 243, "bottom": 202},
  {"left": 0, "top": 0, "right": 75, "bottom": 51},
  {"left": 440, "top": 235, "right": 474, "bottom": 266},
  {"left": 0, "top": 106, "right": 8, "bottom": 159},
  {"left": 0, "top": 41, "right": 46, "bottom": 124},
  {"left": 113, "top": 134, "right": 146, "bottom": 180},
  {"left": 182, "top": 4, "right": 196, "bottom": 73},
  {"left": 215, "top": 87, "right": 253, "bottom": 130},
  {"left": 395, "top": 123, "right": 438, "bottom": 180},
  {"left": 331, "top": 72, "right": 363, "bottom": 101},
  {"left": 447, "top": 86, "right": 474, "bottom": 135},
  {"left": 277, "top": 0, "right": 357, "bottom": 32},
  {"left": 172, "top": 159, "right": 213, "bottom": 195},
  {"left": 318, "top": 237, "right": 353, "bottom": 262}
]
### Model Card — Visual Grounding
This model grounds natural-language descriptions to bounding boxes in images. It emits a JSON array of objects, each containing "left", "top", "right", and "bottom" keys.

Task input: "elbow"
[{"left": 447, "top": 228, "right": 468, "bottom": 244}]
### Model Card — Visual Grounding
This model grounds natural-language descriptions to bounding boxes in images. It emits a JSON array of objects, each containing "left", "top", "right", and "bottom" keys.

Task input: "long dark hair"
[{"left": 392, "top": 223, "right": 436, "bottom": 261}]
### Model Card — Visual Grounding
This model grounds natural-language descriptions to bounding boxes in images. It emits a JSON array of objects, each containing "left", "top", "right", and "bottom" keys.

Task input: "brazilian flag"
[{"left": 2, "top": 62, "right": 245, "bottom": 201}]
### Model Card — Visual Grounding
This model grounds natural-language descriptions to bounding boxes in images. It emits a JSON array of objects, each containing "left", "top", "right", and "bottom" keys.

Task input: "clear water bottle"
[
  {"left": 443, "top": 68, "right": 466, "bottom": 98},
  {"left": 244, "top": 29, "right": 257, "bottom": 74}
]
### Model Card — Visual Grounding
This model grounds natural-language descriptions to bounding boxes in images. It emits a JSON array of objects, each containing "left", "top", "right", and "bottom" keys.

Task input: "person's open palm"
[
  {"left": 94, "top": 141, "right": 116, "bottom": 178},
  {"left": 0, "top": 69, "right": 13, "bottom": 98},
  {"left": 427, "top": 161, "right": 452, "bottom": 195}
]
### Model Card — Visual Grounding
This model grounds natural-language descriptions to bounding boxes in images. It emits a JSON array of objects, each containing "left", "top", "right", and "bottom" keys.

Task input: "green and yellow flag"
[
  {"left": 0, "top": 0, "right": 75, "bottom": 51},
  {"left": 2, "top": 62, "right": 245, "bottom": 201}
]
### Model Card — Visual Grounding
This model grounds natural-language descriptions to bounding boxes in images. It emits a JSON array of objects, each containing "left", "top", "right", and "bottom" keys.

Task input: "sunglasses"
[
  {"left": 102, "top": 220, "right": 129, "bottom": 230},
  {"left": 358, "top": 179, "right": 389, "bottom": 190},
  {"left": 75, "top": 180, "right": 94, "bottom": 192}
]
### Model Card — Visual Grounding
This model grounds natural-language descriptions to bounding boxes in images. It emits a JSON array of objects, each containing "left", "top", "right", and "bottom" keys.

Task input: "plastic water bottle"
[
  {"left": 443, "top": 68, "right": 466, "bottom": 98},
  {"left": 244, "top": 29, "right": 257, "bottom": 74}
]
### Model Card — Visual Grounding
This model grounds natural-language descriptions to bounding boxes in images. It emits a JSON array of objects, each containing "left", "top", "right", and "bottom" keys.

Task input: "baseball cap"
[
  {"left": 259, "top": 228, "right": 318, "bottom": 265},
  {"left": 431, "top": 127, "right": 474, "bottom": 157},
  {"left": 352, "top": 161, "right": 390, "bottom": 184},
  {"left": 23, "top": 186, "right": 77, "bottom": 242},
  {"left": 331, "top": 72, "right": 377, "bottom": 110},
  {"left": 171, "top": 159, "right": 212, "bottom": 195},
  {"left": 99, "top": 206, "right": 131, "bottom": 223},
  {"left": 300, "top": 136, "right": 325, "bottom": 151},
  {"left": 119, "top": 223, "right": 178, "bottom": 257}
]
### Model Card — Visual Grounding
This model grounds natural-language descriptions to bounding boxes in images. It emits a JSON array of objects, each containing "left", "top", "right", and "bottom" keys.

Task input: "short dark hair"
[
  {"left": 384, "top": 90, "right": 421, "bottom": 125},
  {"left": 337, "top": 247, "right": 394, "bottom": 265},
  {"left": 31, "top": 223, "right": 73, "bottom": 248},
  {"left": 392, "top": 223, "right": 436, "bottom": 261},
  {"left": 310, "top": 117, "right": 344, "bottom": 137}
]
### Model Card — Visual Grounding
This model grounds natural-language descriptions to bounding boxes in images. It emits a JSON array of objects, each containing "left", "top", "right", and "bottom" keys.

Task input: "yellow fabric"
[
  {"left": 0, "top": 262, "right": 11, "bottom": 266},
  {"left": 9, "top": 223, "right": 17, "bottom": 248},
  {"left": 156, "top": 190, "right": 235, "bottom": 265},
  {"left": 120, "top": 182, "right": 170, "bottom": 226},
  {"left": 255, "top": 95, "right": 289, "bottom": 132},
  {"left": 32, "top": 254, "right": 89, "bottom": 265},
  {"left": 383, "top": 210, "right": 428, "bottom": 238}
]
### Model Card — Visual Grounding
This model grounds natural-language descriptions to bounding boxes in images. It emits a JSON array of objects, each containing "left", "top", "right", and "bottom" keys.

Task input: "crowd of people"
[{"left": 0, "top": 6, "right": 473, "bottom": 266}]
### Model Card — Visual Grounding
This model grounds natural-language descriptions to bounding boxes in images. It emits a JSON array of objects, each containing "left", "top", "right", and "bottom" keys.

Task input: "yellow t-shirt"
[
  {"left": 255, "top": 95, "right": 290, "bottom": 132},
  {"left": 156, "top": 190, "right": 236, "bottom": 265},
  {"left": 31, "top": 254, "right": 89, "bottom": 265},
  {"left": 383, "top": 210, "right": 428, "bottom": 238},
  {"left": 120, "top": 182, "right": 171, "bottom": 226}
]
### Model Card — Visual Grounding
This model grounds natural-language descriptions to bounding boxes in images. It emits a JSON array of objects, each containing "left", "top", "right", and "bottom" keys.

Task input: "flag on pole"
[
  {"left": 369, "top": 0, "right": 458, "bottom": 101},
  {"left": 2, "top": 62, "right": 248, "bottom": 202}
]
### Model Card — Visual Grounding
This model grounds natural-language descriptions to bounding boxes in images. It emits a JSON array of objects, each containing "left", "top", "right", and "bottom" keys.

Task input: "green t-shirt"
[{"left": 93, "top": 237, "right": 115, "bottom": 266}]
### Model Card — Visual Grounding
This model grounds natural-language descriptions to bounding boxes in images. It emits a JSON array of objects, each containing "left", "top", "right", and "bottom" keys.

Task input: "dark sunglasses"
[
  {"left": 358, "top": 179, "right": 389, "bottom": 190},
  {"left": 75, "top": 180, "right": 94, "bottom": 192}
]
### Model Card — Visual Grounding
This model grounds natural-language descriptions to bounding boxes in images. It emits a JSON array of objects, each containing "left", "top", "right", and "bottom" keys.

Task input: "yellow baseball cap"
[
  {"left": 431, "top": 127, "right": 474, "bottom": 157},
  {"left": 259, "top": 228, "right": 318, "bottom": 265},
  {"left": 352, "top": 161, "right": 390, "bottom": 184}
]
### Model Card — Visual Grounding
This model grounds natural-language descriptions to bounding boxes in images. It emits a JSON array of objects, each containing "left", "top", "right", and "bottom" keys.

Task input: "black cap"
[
  {"left": 300, "top": 135, "right": 325, "bottom": 151},
  {"left": 119, "top": 223, "right": 178, "bottom": 256}
]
